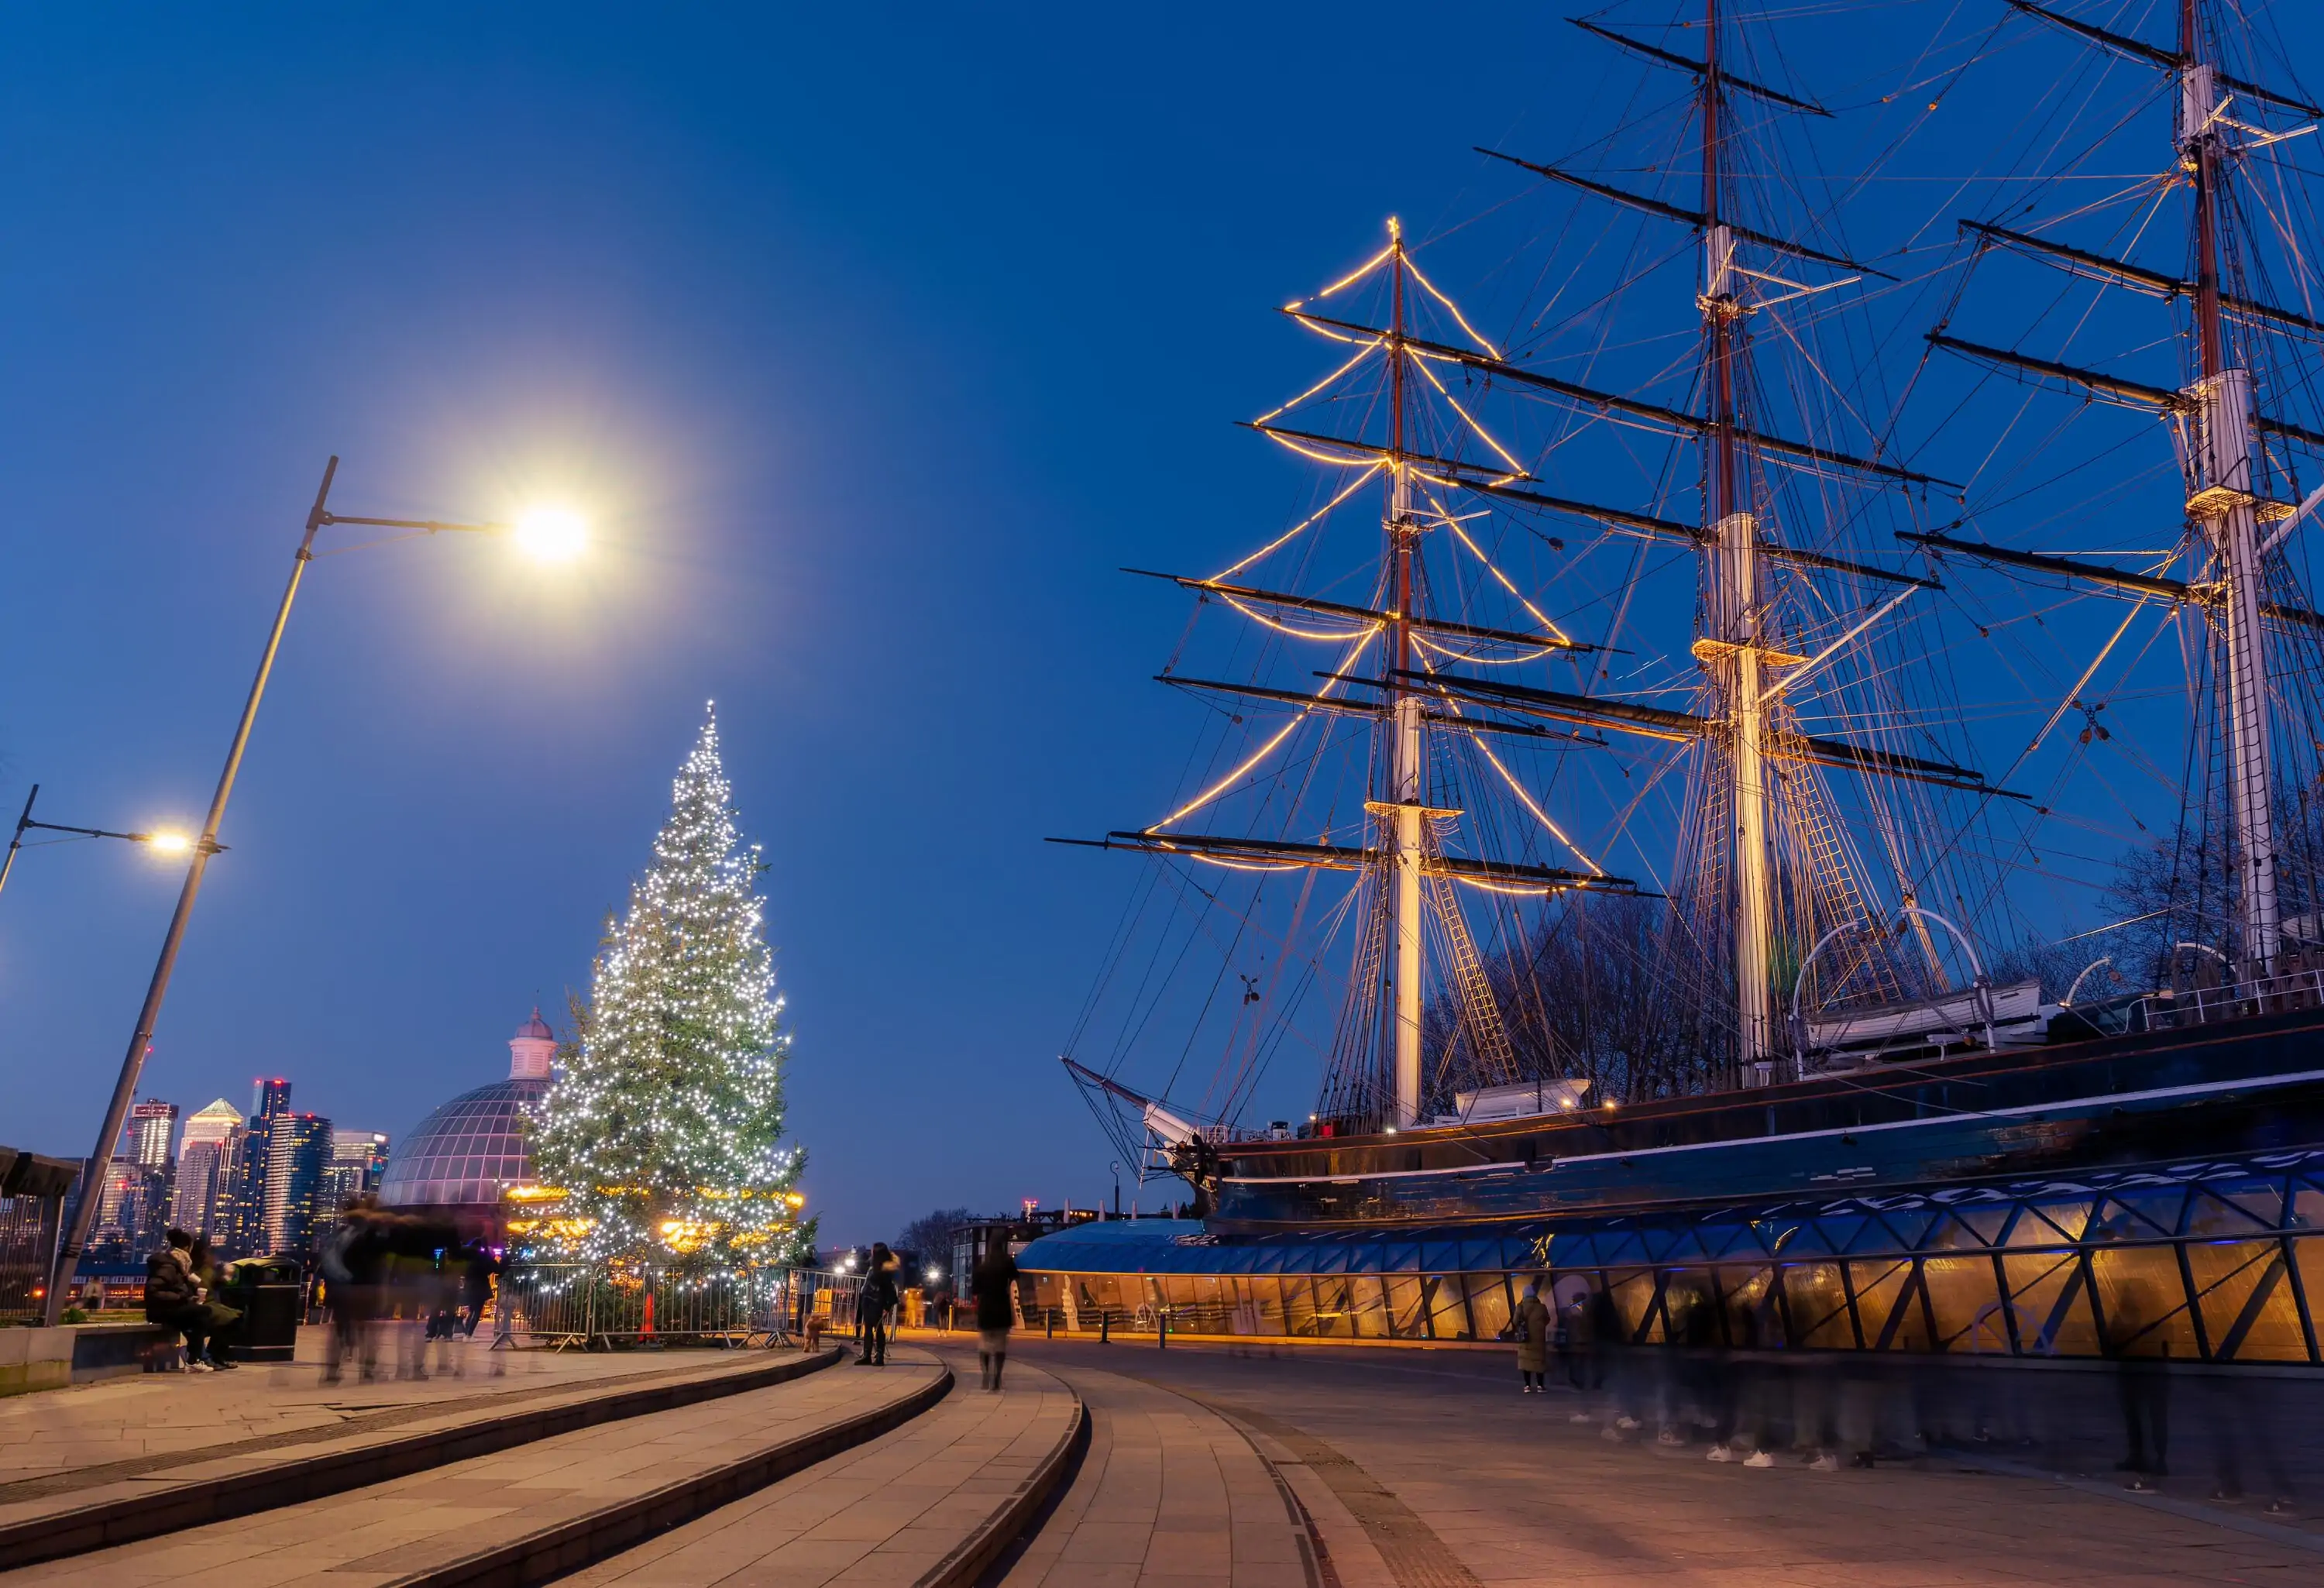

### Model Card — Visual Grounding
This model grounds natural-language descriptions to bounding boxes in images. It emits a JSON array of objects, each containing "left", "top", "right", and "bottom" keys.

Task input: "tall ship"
[{"left": 1033, "top": 0, "right": 2324, "bottom": 1366}]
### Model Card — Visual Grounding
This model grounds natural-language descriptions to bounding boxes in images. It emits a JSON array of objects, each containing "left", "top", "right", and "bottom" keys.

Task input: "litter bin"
[{"left": 218, "top": 1257, "right": 304, "bottom": 1363}]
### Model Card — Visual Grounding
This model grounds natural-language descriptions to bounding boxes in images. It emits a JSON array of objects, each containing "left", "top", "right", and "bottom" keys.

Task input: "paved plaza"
[
  {"left": 995, "top": 1335, "right": 2324, "bottom": 1586},
  {"left": 569, "top": 1350, "right": 1076, "bottom": 1587},
  {"left": 0, "top": 1332, "right": 761, "bottom": 1497},
  {"left": 9, "top": 1349, "right": 933, "bottom": 1586},
  {"left": 12, "top": 1328, "right": 2324, "bottom": 1585}
]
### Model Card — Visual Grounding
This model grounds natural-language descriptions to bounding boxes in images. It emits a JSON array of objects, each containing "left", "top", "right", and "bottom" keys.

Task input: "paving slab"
[
  {"left": 0, "top": 1332, "right": 838, "bottom": 1566},
  {"left": 991, "top": 1356, "right": 1318, "bottom": 1588},
  {"left": 996, "top": 1336, "right": 2324, "bottom": 1588},
  {"left": 562, "top": 1349, "right": 1080, "bottom": 1587},
  {"left": 0, "top": 1328, "right": 760, "bottom": 1493},
  {"left": 12, "top": 1349, "right": 950, "bottom": 1588}
]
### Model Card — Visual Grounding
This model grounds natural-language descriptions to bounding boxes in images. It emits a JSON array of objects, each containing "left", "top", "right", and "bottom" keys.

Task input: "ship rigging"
[{"left": 1058, "top": 0, "right": 2324, "bottom": 1201}]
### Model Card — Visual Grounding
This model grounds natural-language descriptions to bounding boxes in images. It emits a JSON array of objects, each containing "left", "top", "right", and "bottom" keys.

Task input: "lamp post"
[
  {"left": 0, "top": 785, "right": 215, "bottom": 906},
  {"left": 43, "top": 457, "right": 583, "bottom": 1324}
]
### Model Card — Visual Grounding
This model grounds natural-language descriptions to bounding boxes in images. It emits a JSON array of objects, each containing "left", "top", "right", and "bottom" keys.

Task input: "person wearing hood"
[{"left": 143, "top": 1229, "right": 213, "bottom": 1373}]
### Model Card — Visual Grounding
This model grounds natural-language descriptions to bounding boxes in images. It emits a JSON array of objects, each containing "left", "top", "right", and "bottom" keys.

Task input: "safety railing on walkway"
[{"left": 0, "top": 1149, "right": 72, "bottom": 1322}]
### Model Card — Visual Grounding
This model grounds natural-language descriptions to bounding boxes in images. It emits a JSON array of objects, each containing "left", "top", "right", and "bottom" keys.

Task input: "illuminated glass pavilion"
[{"left": 1016, "top": 1150, "right": 2324, "bottom": 1364}]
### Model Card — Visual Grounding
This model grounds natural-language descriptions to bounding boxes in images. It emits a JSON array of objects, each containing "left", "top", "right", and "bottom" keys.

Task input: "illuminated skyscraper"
[
  {"left": 180, "top": 1098, "right": 243, "bottom": 1154},
  {"left": 171, "top": 1098, "right": 246, "bottom": 1240},
  {"left": 125, "top": 1100, "right": 178, "bottom": 1172},
  {"left": 314, "top": 1129, "right": 390, "bottom": 1246},
  {"left": 262, "top": 1113, "right": 332, "bottom": 1255},
  {"left": 93, "top": 1099, "right": 179, "bottom": 1256},
  {"left": 209, "top": 1081, "right": 293, "bottom": 1258},
  {"left": 251, "top": 1077, "right": 291, "bottom": 1123}
]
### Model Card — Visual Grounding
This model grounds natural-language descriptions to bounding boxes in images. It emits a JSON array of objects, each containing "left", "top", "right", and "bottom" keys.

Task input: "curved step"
[
  {"left": 917, "top": 1382, "right": 1089, "bottom": 1588},
  {"left": 559, "top": 1356, "right": 1087, "bottom": 1588},
  {"left": 0, "top": 1346, "right": 846, "bottom": 1569},
  {"left": 391, "top": 1364, "right": 954, "bottom": 1588}
]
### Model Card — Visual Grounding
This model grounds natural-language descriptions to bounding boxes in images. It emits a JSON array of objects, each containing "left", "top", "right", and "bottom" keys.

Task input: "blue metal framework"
[{"left": 1017, "top": 1150, "right": 2324, "bottom": 1363}]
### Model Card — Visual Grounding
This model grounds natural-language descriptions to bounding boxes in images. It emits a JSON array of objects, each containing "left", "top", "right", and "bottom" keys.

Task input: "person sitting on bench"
[{"left": 144, "top": 1228, "right": 213, "bottom": 1372}]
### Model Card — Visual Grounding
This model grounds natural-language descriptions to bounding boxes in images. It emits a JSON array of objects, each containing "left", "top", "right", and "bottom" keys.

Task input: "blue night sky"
[{"left": 3, "top": 4, "right": 2320, "bottom": 1243}]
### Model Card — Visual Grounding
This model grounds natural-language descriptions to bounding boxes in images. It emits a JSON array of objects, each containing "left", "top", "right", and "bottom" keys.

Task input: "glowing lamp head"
[
  {"left": 925, "top": 1267, "right": 940, "bottom": 1283},
  {"left": 144, "top": 830, "right": 192, "bottom": 855},
  {"left": 514, "top": 505, "right": 586, "bottom": 562}
]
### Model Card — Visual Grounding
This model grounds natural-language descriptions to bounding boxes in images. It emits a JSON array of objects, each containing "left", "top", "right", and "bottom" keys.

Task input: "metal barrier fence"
[
  {"left": 0, "top": 1193, "right": 60, "bottom": 1322},
  {"left": 0, "top": 1149, "right": 72, "bottom": 1322},
  {"left": 494, "top": 1263, "right": 866, "bottom": 1350}
]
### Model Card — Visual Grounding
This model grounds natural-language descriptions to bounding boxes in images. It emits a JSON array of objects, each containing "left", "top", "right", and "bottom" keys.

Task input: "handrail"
[{"left": 2131, "top": 964, "right": 2324, "bottom": 1031}]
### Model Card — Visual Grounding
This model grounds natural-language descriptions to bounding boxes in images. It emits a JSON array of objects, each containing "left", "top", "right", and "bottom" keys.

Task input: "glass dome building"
[{"left": 378, "top": 1011, "right": 556, "bottom": 1211}]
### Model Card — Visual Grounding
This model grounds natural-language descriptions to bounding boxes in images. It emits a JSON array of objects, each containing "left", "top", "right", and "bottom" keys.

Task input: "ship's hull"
[{"left": 1208, "top": 1005, "right": 2324, "bottom": 1230}]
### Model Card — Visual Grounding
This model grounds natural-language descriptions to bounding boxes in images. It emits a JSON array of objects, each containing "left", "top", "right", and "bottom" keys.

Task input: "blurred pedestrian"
[
  {"left": 2205, "top": 1370, "right": 2295, "bottom": 1511},
  {"left": 1710, "top": 1281, "right": 1779, "bottom": 1466},
  {"left": 458, "top": 1241, "right": 500, "bottom": 1337},
  {"left": 1590, "top": 1287, "right": 1640, "bottom": 1439},
  {"left": 319, "top": 1201, "right": 374, "bottom": 1383},
  {"left": 973, "top": 1242, "right": 1019, "bottom": 1390},
  {"left": 1563, "top": 1287, "right": 1597, "bottom": 1421},
  {"left": 1513, "top": 1280, "right": 1552, "bottom": 1394},
  {"left": 2108, "top": 1280, "right": 2171, "bottom": 1490}
]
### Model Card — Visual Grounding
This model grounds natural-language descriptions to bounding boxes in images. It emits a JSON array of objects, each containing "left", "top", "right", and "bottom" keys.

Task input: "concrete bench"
[{"left": 0, "top": 1322, "right": 182, "bottom": 1395}]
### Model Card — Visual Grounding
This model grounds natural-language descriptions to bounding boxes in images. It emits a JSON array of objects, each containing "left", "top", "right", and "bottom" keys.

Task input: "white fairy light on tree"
[{"left": 529, "top": 705, "right": 811, "bottom": 1270}]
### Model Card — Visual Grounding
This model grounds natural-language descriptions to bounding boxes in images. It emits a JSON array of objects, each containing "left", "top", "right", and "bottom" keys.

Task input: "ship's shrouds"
[{"left": 529, "top": 706, "right": 809, "bottom": 1270}]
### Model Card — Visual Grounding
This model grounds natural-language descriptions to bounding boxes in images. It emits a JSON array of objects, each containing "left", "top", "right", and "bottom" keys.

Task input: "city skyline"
[{"left": 66, "top": 1070, "right": 390, "bottom": 1267}]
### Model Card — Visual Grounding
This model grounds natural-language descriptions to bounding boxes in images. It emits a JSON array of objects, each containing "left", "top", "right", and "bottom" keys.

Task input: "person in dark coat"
[
  {"left": 1513, "top": 1280, "right": 1552, "bottom": 1394},
  {"left": 457, "top": 1242, "right": 500, "bottom": 1337},
  {"left": 857, "top": 1243, "right": 900, "bottom": 1366},
  {"left": 143, "top": 1229, "right": 212, "bottom": 1372},
  {"left": 187, "top": 1236, "right": 239, "bottom": 1369},
  {"left": 971, "top": 1243, "right": 1019, "bottom": 1391}
]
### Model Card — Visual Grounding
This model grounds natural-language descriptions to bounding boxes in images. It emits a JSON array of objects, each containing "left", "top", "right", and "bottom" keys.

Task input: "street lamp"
[
  {"left": 43, "top": 456, "right": 583, "bottom": 1324},
  {"left": 0, "top": 785, "right": 218, "bottom": 905}
]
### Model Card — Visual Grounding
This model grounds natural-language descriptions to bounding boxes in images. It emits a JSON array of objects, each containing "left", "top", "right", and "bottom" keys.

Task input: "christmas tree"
[{"left": 530, "top": 706, "right": 810, "bottom": 1270}]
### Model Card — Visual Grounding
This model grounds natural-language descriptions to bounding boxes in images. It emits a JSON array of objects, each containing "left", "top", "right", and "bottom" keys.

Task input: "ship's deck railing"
[{"left": 2134, "top": 965, "right": 2324, "bottom": 1032}]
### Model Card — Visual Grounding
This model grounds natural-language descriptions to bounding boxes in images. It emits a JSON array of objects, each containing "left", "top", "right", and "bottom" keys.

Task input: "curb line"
[
  {"left": 387, "top": 1365, "right": 955, "bottom": 1588},
  {"left": 0, "top": 1347, "right": 844, "bottom": 1569},
  {"left": 916, "top": 1387, "right": 1091, "bottom": 1588}
]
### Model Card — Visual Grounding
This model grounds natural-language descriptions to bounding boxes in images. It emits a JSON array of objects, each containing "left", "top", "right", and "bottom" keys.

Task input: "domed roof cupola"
[
  {"left": 377, "top": 1010, "right": 555, "bottom": 1211},
  {"left": 509, "top": 1008, "right": 556, "bottom": 1081}
]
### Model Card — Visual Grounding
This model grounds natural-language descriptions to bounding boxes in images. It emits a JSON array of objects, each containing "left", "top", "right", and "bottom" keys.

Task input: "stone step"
[
  {"left": 989, "top": 1355, "right": 1320, "bottom": 1588},
  {"left": 7, "top": 1351, "right": 953, "bottom": 1588},
  {"left": 0, "top": 1346, "right": 846, "bottom": 1570},
  {"left": 564, "top": 1352, "right": 1085, "bottom": 1588}
]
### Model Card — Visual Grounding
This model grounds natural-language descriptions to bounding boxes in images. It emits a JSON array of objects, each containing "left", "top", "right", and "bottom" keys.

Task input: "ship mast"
[
  {"left": 1923, "top": 0, "right": 2324, "bottom": 985},
  {"left": 1384, "top": 219, "right": 1428, "bottom": 1128},
  {"left": 2180, "top": 0, "right": 2280, "bottom": 980},
  {"left": 1700, "top": 0, "right": 1776, "bottom": 1067}
]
